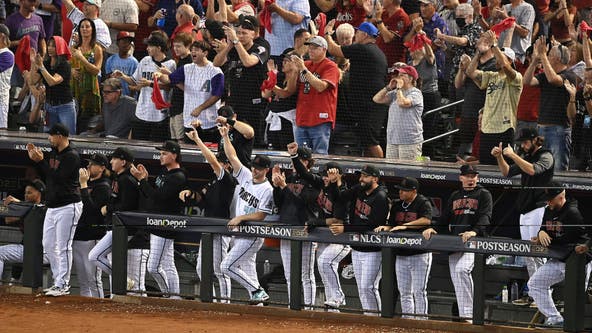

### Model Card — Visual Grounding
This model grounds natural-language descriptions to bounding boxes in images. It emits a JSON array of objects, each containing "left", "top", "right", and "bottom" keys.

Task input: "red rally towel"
[
  {"left": 259, "top": 0, "right": 275, "bottom": 33},
  {"left": 491, "top": 17, "right": 516, "bottom": 38},
  {"left": 315, "top": 13, "right": 327, "bottom": 37},
  {"left": 260, "top": 70, "right": 277, "bottom": 91},
  {"left": 403, "top": 33, "right": 432, "bottom": 52},
  {"left": 151, "top": 77, "right": 171, "bottom": 110},
  {"left": 580, "top": 21, "right": 592, "bottom": 38},
  {"left": 15, "top": 35, "right": 31, "bottom": 72},
  {"left": 52, "top": 36, "right": 72, "bottom": 60}
]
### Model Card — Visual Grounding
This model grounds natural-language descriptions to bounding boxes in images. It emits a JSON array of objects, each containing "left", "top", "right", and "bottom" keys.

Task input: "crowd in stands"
[{"left": 0, "top": 0, "right": 591, "bottom": 170}]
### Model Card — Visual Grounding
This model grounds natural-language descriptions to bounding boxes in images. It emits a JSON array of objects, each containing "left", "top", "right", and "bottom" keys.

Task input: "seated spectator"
[
  {"left": 373, "top": 65, "right": 424, "bottom": 160},
  {"left": 101, "top": 78, "right": 136, "bottom": 138},
  {"left": 498, "top": 0, "right": 535, "bottom": 63},
  {"left": 104, "top": 31, "right": 139, "bottom": 98},
  {"left": 17, "top": 72, "right": 45, "bottom": 132}
]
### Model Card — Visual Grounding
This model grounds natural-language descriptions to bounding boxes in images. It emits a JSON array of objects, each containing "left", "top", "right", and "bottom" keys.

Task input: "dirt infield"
[{"left": 0, "top": 293, "right": 444, "bottom": 333}]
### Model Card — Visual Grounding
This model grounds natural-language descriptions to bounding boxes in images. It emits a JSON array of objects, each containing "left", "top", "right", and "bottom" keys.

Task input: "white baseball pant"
[
  {"left": 528, "top": 259, "right": 565, "bottom": 322},
  {"left": 316, "top": 243, "right": 350, "bottom": 306},
  {"left": 520, "top": 207, "right": 546, "bottom": 277},
  {"left": 0, "top": 244, "right": 49, "bottom": 279},
  {"left": 127, "top": 248, "right": 149, "bottom": 296},
  {"left": 396, "top": 253, "right": 432, "bottom": 319},
  {"left": 220, "top": 236, "right": 264, "bottom": 295},
  {"left": 43, "top": 202, "right": 83, "bottom": 288},
  {"left": 449, "top": 252, "right": 474, "bottom": 319},
  {"left": 196, "top": 235, "right": 231, "bottom": 303},
  {"left": 351, "top": 249, "right": 382, "bottom": 315},
  {"left": 73, "top": 240, "right": 104, "bottom": 298},
  {"left": 280, "top": 240, "right": 317, "bottom": 307},
  {"left": 147, "top": 234, "right": 179, "bottom": 297},
  {"left": 88, "top": 231, "right": 113, "bottom": 275}
]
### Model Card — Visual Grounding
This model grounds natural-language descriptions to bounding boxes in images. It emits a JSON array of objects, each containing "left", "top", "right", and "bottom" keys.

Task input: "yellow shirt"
[{"left": 479, "top": 70, "right": 523, "bottom": 134}]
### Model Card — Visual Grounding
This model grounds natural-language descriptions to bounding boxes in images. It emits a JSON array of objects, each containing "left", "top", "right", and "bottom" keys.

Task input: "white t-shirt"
[
  {"left": 68, "top": 8, "right": 112, "bottom": 49},
  {"left": 132, "top": 55, "right": 176, "bottom": 122},
  {"left": 232, "top": 165, "right": 274, "bottom": 218}
]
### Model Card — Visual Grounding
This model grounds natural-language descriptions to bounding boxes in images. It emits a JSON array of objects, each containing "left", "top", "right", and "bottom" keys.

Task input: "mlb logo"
[
  {"left": 467, "top": 241, "right": 477, "bottom": 249},
  {"left": 350, "top": 234, "right": 360, "bottom": 242}
]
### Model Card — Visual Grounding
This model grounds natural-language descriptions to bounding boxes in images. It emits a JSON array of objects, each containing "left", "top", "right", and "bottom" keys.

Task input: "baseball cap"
[
  {"left": 396, "top": 177, "right": 419, "bottom": 191},
  {"left": 102, "top": 77, "right": 122, "bottom": 90},
  {"left": 204, "top": 19, "right": 226, "bottom": 40},
  {"left": 516, "top": 127, "right": 538, "bottom": 142},
  {"left": 110, "top": 147, "right": 134, "bottom": 162},
  {"left": 83, "top": 0, "right": 102, "bottom": 8},
  {"left": 305, "top": 36, "right": 328, "bottom": 49},
  {"left": 358, "top": 164, "right": 380, "bottom": 177},
  {"left": 252, "top": 154, "right": 272, "bottom": 169},
  {"left": 280, "top": 48, "right": 295, "bottom": 60},
  {"left": 321, "top": 161, "right": 342, "bottom": 176},
  {"left": 27, "top": 179, "right": 46, "bottom": 196},
  {"left": 146, "top": 34, "right": 168, "bottom": 51},
  {"left": 117, "top": 31, "right": 134, "bottom": 41},
  {"left": 87, "top": 153, "right": 109, "bottom": 167},
  {"left": 500, "top": 47, "right": 516, "bottom": 62},
  {"left": 0, "top": 24, "right": 10, "bottom": 38},
  {"left": 542, "top": 181, "right": 565, "bottom": 200},
  {"left": 297, "top": 147, "right": 313, "bottom": 160},
  {"left": 216, "top": 150, "right": 229, "bottom": 163},
  {"left": 418, "top": 0, "right": 436, "bottom": 4},
  {"left": 460, "top": 164, "right": 479, "bottom": 175},
  {"left": 217, "top": 105, "right": 235, "bottom": 118},
  {"left": 48, "top": 123, "right": 70, "bottom": 137},
  {"left": 239, "top": 15, "right": 259, "bottom": 31},
  {"left": 356, "top": 22, "right": 378, "bottom": 38},
  {"left": 156, "top": 140, "right": 181, "bottom": 155},
  {"left": 393, "top": 65, "right": 419, "bottom": 80}
]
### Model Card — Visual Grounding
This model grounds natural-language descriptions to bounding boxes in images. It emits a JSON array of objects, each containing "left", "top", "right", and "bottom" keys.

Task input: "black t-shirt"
[
  {"left": 341, "top": 185, "right": 389, "bottom": 252},
  {"left": 199, "top": 169, "right": 236, "bottom": 218},
  {"left": 37, "top": 145, "right": 81, "bottom": 208},
  {"left": 387, "top": 194, "right": 432, "bottom": 256},
  {"left": 461, "top": 57, "right": 496, "bottom": 118},
  {"left": 170, "top": 54, "right": 193, "bottom": 116},
  {"left": 536, "top": 69, "right": 577, "bottom": 127},
  {"left": 44, "top": 58, "right": 73, "bottom": 104},
  {"left": 75, "top": 177, "right": 111, "bottom": 241},
  {"left": 507, "top": 148, "right": 554, "bottom": 213},
  {"left": 341, "top": 43, "right": 387, "bottom": 108},
  {"left": 217, "top": 128, "right": 253, "bottom": 168},
  {"left": 226, "top": 41, "right": 270, "bottom": 108}
]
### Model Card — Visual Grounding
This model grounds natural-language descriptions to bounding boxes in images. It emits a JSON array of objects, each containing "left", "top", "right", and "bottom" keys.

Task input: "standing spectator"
[
  {"left": 374, "top": 0, "right": 411, "bottom": 66},
  {"left": 36, "top": 0, "right": 61, "bottom": 43},
  {"left": 149, "top": 0, "right": 203, "bottom": 37},
  {"left": 155, "top": 39, "right": 224, "bottom": 143},
  {"left": 73, "top": 153, "right": 110, "bottom": 298},
  {"left": 373, "top": 64, "right": 424, "bottom": 160},
  {"left": 287, "top": 37, "right": 340, "bottom": 154},
  {"left": 491, "top": 127, "right": 554, "bottom": 301},
  {"left": 213, "top": 16, "right": 269, "bottom": 146},
  {"left": 334, "top": 0, "right": 367, "bottom": 28},
  {"left": 101, "top": 78, "right": 136, "bottom": 138},
  {"left": 63, "top": 0, "right": 112, "bottom": 50},
  {"left": 440, "top": 0, "right": 460, "bottom": 38},
  {"left": 104, "top": 31, "right": 139, "bottom": 98},
  {"left": 292, "top": 28, "right": 311, "bottom": 58},
  {"left": 0, "top": 23, "right": 13, "bottom": 129},
  {"left": 375, "top": 177, "right": 433, "bottom": 319},
  {"left": 26, "top": 123, "right": 83, "bottom": 297},
  {"left": 466, "top": 31, "right": 523, "bottom": 165},
  {"left": 170, "top": 4, "right": 195, "bottom": 58},
  {"left": 515, "top": 46, "right": 541, "bottom": 135},
  {"left": 70, "top": 18, "right": 103, "bottom": 134},
  {"left": 132, "top": 0, "right": 157, "bottom": 59},
  {"left": 325, "top": 21, "right": 388, "bottom": 158},
  {"left": 543, "top": 0, "right": 574, "bottom": 44},
  {"left": 206, "top": 0, "right": 255, "bottom": 23},
  {"left": 524, "top": 36, "right": 576, "bottom": 171},
  {"left": 498, "top": 0, "right": 535, "bottom": 63},
  {"left": 261, "top": 0, "right": 310, "bottom": 57},
  {"left": 28, "top": 36, "right": 76, "bottom": 133},
  {"left": 131, "top": 140, "right": 187, "bottom": 299},
  {"left": 114, "top": 33, "right": 176, "bottom": 141},
  {"left": 219, "top": 125, "right": 275, "bottom": 305},
  {"left": 422, "top": 165, "right": 492, "bottom": 321},
  {"left": 329, "top": 164, "right": 389, "bottom": 316},
  {"left": 100, "top": 0, "right": 139, "bottom": 57},
  {"left": 473, "top": 0, "right": 503, "bottom": 31}
]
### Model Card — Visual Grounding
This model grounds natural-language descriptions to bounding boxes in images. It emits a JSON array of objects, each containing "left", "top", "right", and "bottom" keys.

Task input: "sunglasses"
[{"left": 103, "top": 90, "right": 120, "bottom": 94}]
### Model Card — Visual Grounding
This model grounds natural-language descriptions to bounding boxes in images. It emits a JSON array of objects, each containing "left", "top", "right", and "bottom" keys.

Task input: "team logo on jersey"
[{"left": 49, "top": 158, "right": 61, "bottom": 170}]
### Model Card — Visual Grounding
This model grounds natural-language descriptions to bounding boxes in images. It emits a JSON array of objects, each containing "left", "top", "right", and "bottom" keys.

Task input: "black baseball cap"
[
  {"left": 156, "top": 140, "right": 181, "bottom": 155},
  {"left": 252, "top": 154, "right": 271, "bottom": 169},
  {"left": 358, "top": 164, "right": 380, "bottom": 177},
  {"left": 460, "top": 164, "right": 479, "bottom": 175},
  {"left": 48, "top": 123, "right": 70, "bottom": 137},
  {"left": 87, "top": 153, "right": 109, "bottom": 167},
  {"left": 542, "top": 181, "right": 565, "bottom": 200},
  {"left": 516, "top": 127, "right": 539, "bottom": 142},
  {"left": 27, "top": 179, "right": 46, "bottom": 196},
  {"left": 239, "top": 15, "right": 259, "bottom": 31},
  {"left": 204, "top": 19, "right": 225, "bottom": 40},
  {"left": 297, "top": 147, "right": 313, "bottom": 160},
  {"left": 280, "top": 47, "right": 295, "bottom": 60},
  {"left": 217, "top": 105, "right": 235, "bottom": 118},
  {"left": 396, "top": 177, "right": 419, "bottom": 191},
  {"left": 216, "top": 150, "right": 229, "bottom": 163},
  {"left": 321, "top": 161, "right": 342, "bottom": 176},
  {"left": 110, "top": 147, "right": 134, "bottom": 162}
]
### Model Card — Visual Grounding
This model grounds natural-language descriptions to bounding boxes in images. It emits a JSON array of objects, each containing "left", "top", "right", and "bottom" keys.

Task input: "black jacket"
[
  {"left": 36, "top": 145, "right": 81, "bottom": 208},
  {"left": 540, "top": 198, "right": 587, "bottom": 261},
  {"left": 435, "top": 185, "right": 492, "bottom": 236},
  {"left": 75, "top": 176, "right": 111, "bottom": 241}
]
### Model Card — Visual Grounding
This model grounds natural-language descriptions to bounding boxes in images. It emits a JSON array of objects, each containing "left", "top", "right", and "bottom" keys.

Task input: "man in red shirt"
[
  {"left": 170, "top": 4, "right": 195, "bottom": 58},
  {"left": 288, "top": 36, "right": 340, "bottom": 154},
  {"left": 374, "top": 0, "right": 410, "bottom": 66}
]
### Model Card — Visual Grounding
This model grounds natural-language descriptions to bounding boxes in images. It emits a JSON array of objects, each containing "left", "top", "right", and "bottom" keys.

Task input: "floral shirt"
[{"left": 449, "top": 22, "right": 483, "bottom": 81}]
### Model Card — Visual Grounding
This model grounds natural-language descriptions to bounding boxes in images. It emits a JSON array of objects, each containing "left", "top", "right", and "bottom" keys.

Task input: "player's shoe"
[
  {"left": 324, "top": 300, "right": 342, "bottom": 309},
  {"left": 45, "top": 285, "right": 70, "bottom": 297},
  {"left": 249, "top": 289, "right": 270, "bottom": 305},
  {"left": 126, "top": 278, "right": 135, "bottom": 291},
  {"left": 542, "top": 316, "right": 564, "bottom": 328}
]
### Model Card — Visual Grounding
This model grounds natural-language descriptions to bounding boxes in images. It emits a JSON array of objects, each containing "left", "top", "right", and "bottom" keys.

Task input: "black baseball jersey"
[
  {"left": 36, "top": 145, "right": 81, "bottom": 208},
  {"left": 540, "top": 198, "right": 587, "bottom": 261},
  {"left": 507, "top": 148, "right": 554, "bottom": 214},
  {"left": 435, "top": 185, "right": 492, "bottom": 236},
  {"left": 217, "top": 128, "right": 253, "bottom": 168},
  {"left": 388, "top": 194, "right": 433, "bottom": 256},
  {"left": 107, "top": 168, "right": 139, "bottom": 225},
  {"left": 341, "top": 184, "right": 389, "bottom": 252},
  {"left": 225, "top": 42, "right": 269, "bottom": 108},
  {"left": 193, "top": 169, "right": 237, "bottom": 219},
  {"left": 75, "top": 176, "right": 111, "bottom": 241}
]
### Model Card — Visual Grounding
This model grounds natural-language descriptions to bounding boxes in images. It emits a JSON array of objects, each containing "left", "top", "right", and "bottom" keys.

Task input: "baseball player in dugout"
[
  {"left": 491, "top": 127, "right": 554, "bottom": 306},
  {"left": 375, "top": 177, "right": 433, "bottom": 319},
  {"left": 131, "top": 140, "right": 187, "bottom": 299},
  {"left": 423, "top": 165, "right": 492, "bottom": 322},
  {"left": 330, "top": 164, "right": 389, "bottom": 316},
  {"left": 527, "top": 181, "right": 588, "bottom": 328},
  {"left": 218, "top": 125, "right": 275, "bottom": 305},
  {"left": 182, "top": 127, "right": 236, "bottom": 303},
  {"left": 73, "top": 153, "right": 111, "bottom": 298},
  {"left": 271, "top": 142, "right": 321, "bottom": 309},
  {"left": 27, "top": 123, "right": 83, "bottom": 297}
]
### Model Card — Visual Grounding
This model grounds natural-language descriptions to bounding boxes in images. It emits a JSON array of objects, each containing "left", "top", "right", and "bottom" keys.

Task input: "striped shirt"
[{"left": 132, "top": 55, "right": 176, "bottom": 122}]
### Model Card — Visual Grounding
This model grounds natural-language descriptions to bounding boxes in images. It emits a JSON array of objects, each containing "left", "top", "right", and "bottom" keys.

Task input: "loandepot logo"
[
  {"left": 385, "top": 236, "right": 423, "bottom": 246},
  {"left": 146, "top": 217, "right": 188, "bottom": 229},
  {"left": 237, "top": 225, "right": 293, "bottom": 237}
]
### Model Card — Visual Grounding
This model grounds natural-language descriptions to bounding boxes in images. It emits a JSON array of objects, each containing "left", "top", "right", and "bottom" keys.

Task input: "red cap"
[
  {"left": 394, "top": 65, "right": 419, "bottom": 80},
  {"left": 117, "top": 31, "right": 134, "bottom": 41}
]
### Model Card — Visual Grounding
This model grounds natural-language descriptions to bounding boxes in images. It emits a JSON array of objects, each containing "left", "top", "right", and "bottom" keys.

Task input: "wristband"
[
  {"left": 376, "top": 20, "right": 383, "bottom": 25},
  {"left": 301, "top": 69, "right": 308, "bottom": 76},
  {"left": 366, "top": 14, "right": 373, "bottom": 19},
  {"left": 227, "top": 118, "right": 236, "bottom": 126}
]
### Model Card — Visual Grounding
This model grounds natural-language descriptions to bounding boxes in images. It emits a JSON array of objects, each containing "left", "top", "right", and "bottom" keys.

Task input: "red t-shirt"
[
  {"left": 516, "top": 61, "right": 541, "bottom": 122},
  {"left": 335, "top": 3, "right": 366, "bottom": 28},
  {"left": 574, "top": 0, "right": 592, "bottom": 9},
  {"left": 134, "top": 0, "right": 159, "bottom": 55},
  {"left": 296, "top": 58, "right": 340, "bottom": 127},
  {"left": 170, "top": 22, "right": 195, "bottom": 58},
  {"left": 61, "top": 1, "right": 84, "bottom": 43},
  {"left": 550, "top": 5, "right": 576, "bottom": 41},
  {"left": 376, "top": 8, "right": 410, "bottom": 66}
]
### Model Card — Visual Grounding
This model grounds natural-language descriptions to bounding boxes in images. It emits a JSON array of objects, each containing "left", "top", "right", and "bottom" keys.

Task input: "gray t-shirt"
[
  {"left": 386, "top": 87, "right": 424, "bottom": 145},
  {"left": 500, "top": 2, "right": 535, "bottom": 62},
  {"left": 103, "top": 95, "right": 137, "bottom": 138},
  {"left": 415, "top": 58, "right": 438, "bottom": 94}
]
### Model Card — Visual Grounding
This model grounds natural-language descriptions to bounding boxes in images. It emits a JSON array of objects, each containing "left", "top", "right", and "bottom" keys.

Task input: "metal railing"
[{"left": 421, "top": 99, "right": 463, "bottom": 146}]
